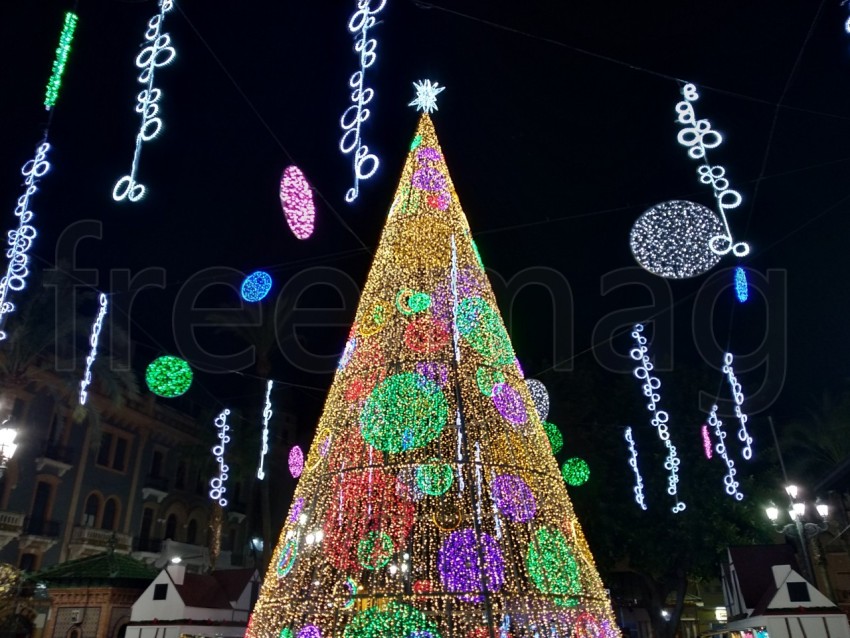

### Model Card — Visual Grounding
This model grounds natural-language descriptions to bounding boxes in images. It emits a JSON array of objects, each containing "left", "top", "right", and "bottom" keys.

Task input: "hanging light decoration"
[
  {"left": 79, "top": 293, "right": 108, "bottom": 405},
  {"left": 708, "top": 405, "right": 743, "bottom": 501},
  {"left": 257, "top": 380, "right": 273, "bottom": 480},
  {"left": 280, "top": 166, "right": 316, "bottom": 239},
  {"left": 734, "top": 266, "right": 749, "bottom": 303},
  {"left": 241, "top": 271, "right": 273, "bottom": 302},
  {"left": 525, "top": 379, "right": 550, "bottom": 420},
  {"left": 43, "top": 12, "right": 79, "bottom": 110},
  {"left": 145, "top": 355, "right": 192, "bottom": 398},
  {"left": 721, "top": 352, "right": 753, "bottom": 460},
  {"left": 209, "top": 408, "right": 231, "bottom": 507},
  {"left": 623, "top": 427, "right": 647, "bottom": 510}
]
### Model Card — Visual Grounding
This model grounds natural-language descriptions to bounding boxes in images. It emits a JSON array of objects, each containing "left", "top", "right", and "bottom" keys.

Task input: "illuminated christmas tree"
[{"left": 247, "top": 90, "right": 619, "bottom": 638}]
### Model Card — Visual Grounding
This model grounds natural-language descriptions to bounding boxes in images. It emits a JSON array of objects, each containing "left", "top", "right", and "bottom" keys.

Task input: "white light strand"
[
  {"left": 675, "top": 83, "right": 749, "bottom": 258},
  {"left": 209, "top": 408, "right": 231, "bottom": 507},
  {"left": 338, "top": 0, "right": 385, "bottom": 203},
  {"left": 79, "top": 293, "right": 108, "bottom": 405},
  {"left": 0, "top": 141, "right": 50, "bottom": 341},
  {"left": 456, "top": 407, "right": 465, "bottom": 494},
  {"left": 629, "top": 324, "right": 686, "bottom": 513},
  {"left": 257, "top": 380, "right": 273, "bottom": 480},
  {"left": 474, "top": 442, "right": 484, "bottom": 527},
  {"left": 489, "top": 468, "right": 503, "bottom": 539},
  {"left": 624, "top": 427, "right": 647, "bottom": 510},
  {"left": 450, "top": 235, "right": 461, "bottom": 365},
  {"left": 722, "top": 352, "right": 753, "bottom": 460},
  {"left": 708, "top": 404, "right": 744, "bottom": 500},
  {"left": 113, "top": 0, "right": 176, "bottom": 203}
]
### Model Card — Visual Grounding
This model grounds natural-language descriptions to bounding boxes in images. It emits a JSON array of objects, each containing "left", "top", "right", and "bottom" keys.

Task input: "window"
[
  {"left": 153, "top": 583, "right": 168, "bottom": 600},
  {"left": 96, "top": 431, "right": 131, "bottom": 472},
  {"left": 83, "top": 494, "right": 100, "bottom": 527},
  {"left": 164, "top": 514, "right": 177, "bottom": 540},
  {"left": 787, "top": 582, "right": 810, "bottom": 602},
  {"left": 97, "top": 433, "right": 113, "bottom": 466},
  {"left": 19, "top": 553, "right": 36, "bottom": 572},
  {"left": 186, "top": 519, "right": 197, "bottom": 545},
  {"left": 101, "top": 498, "right": 118, "bottom": 531}
]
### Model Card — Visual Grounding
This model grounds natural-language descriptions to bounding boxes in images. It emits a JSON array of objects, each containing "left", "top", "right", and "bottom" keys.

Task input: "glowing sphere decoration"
[
  {"left": 241, "top": 271, "right": 273, "bottom": 302},
  {"left": 561, "top": 457, "right": 590, "bottom": 486},
  {"left": 415, "top": 459, "right": 454, "bottom": 496},
  {"left": 357, "top": 531, "right": 393, "bottom": 570},
  {"left": 288, "top": 445, "right": 304, "bottom": 478},
  {"left": 342, "top": 601, "right": 441, "bottom": 638},
  {"left": 526, "top": 527, "right": 582, "bottom": 606},
  {"left": 542, "top": 421, "right": 564, "bottom": 454},
  {"left": 630, "top": 200, "right": 725, "bottom": 279},
  {"left": 492, "top": 382, "right": 528, "bottom": 426},
  {"left": 280, "top": 166, "right": 316, "bottom": 239},
  {"left": 526, "top": 379, "right": 550, "bottom": 420},
  {"left": 491, "top": 474, "right": 537, "bottom": 522},
  {"left": 298, "top": 627, "right": 321, "bottom": 638},
  {"left": 438, "top": 528, "right": 505, "bottom": 602},
  {"left": 145, "top": 355, "right": 192, "bottom": 398}
]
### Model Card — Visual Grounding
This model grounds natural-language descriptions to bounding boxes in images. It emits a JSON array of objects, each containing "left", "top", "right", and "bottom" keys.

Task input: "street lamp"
[
  {"left": 0, "top": 423, "right": 18, "bottom": 479},
  {"left": 765, "top": 484, "right": 829, "bottom": 587}
]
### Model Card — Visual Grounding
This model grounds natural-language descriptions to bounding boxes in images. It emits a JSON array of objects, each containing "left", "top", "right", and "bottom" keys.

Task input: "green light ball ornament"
[
  {"left": 543, "top": 421, "right": 564, "bottom": 454},
  {"left": 475, "top": 366, "right": 505, "bottom": 397},
  {"left": 357, "top": 531, "right": 394, "bottom": 570},
  {"left": 457, "top": 297, "right": 515, "bottom": 365},
  {"left": 280, "top": 629, "right": 294, "bottom": 638},
  {"left": 145, "top": 356, "right": 193, "bottom": 398},
  {"left": 415, "top": 459, "right": 454, "bottom": 495},
  {"left": 343, "top": 601, "right": 441, "bottom": 638},
  {"left": 359, "top": 373, "right": 448, "bottom": 453},
  {"left": 526, "top": 526, "right": 582, "bottom": 606},
  {"left": 561, "top": 457, "right": 590, "bottom": 486}
]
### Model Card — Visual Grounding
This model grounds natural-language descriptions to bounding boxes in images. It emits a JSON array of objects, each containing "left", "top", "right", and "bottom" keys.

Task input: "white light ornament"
[
  {"left": 708, "top": 405, "right": 744, "bottom": 501},
  {"left": 408, "top": 79, "right": 445, "bottom": 114},
  {"left": 209, "top": 408, "right": 231, "bottom": 507},
  {"left": 0, "top": 141, "right": 50, "bottom": 342},
  {"left": 113, "top": 0, "right": 176, "bottom": 203},
  {"left": 675, "top": 83, "right": 749, "bottom": 258},
  {"left": 257, "top": 380, "right": 273, "bottom": 480},
  {"left": 79, "top": 293, "right": 108, "bottom": 405},
  {"left": 526, "top": 379, "right": 550, "bottom": 420},
  {"left": 339, "top": 0, "right": 385, "bottom": 203},
  {"left": 629, "top": 324, "right": 686, "bottom": 514},
  {"left": 624, "top": 427, "right": 648, "bottom": 511},
  {"left": 722, "top": 352, "right": 753, "bottom": 460}
]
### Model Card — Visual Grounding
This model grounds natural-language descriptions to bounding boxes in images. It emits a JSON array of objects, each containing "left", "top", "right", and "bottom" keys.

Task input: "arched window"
[
  {"left": 186, "top": 519, "right": 198, "bottom": 545},
  {"left": 164, "top": 514, "right": 177, "bottom": 540},
  {"left": 83, "top": 493, "right": 100, "bottom": 527},
  {"left": 67, "top": 627, "right": 81, "bottom": 638},
  {"left": 101, "top": 498, "right": 118, "bottom": 530}
]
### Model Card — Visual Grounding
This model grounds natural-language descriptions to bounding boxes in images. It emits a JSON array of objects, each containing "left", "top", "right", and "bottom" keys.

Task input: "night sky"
[{"left": 1, "top": 0, "right": 849, "bottom": 440}]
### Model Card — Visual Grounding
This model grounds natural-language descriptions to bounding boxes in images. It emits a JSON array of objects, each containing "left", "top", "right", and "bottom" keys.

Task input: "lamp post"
[
  {"left": 0, "top": 422, "right": 18, "bottom": 479},
  {"left": 765, "top": 484, "right": 829, "bottom": 588}
]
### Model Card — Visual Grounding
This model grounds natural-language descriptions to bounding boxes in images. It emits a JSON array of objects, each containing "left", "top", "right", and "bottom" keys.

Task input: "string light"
[
  {"left": 241, "top": 271, "right": 273, "bottom": 302},
  {"left": 339, "top": 0, "right": 385, "bottom": 202},
  {"left": 113, "top": 0, "right": 176, "bottom": 202},
  {"left": 257, "top": 380, "right": 273, "bottom": 480},
  {"left": 289, "top": 446, "right": 304, "bottom": 479},
  {"left": 0, "top": 141, "right": 49, "bottom": 341},
  {"left": 722, "top": 352, "right": 753, "bottom": 460},
  {"left": 79, "top": 293, "right": 108, "bottom": 405},
  {"left": 623, "top": 427, "right": 647, "bottom": 511},
  {"left": 561, "top": 458, "right": 591, "bottom": 486},
  {"left": 145, "top": 355, "right": 192, "bottom": 398},
  {"left": 675, "top": 82, "right": 749, "bottom": 258},
  {"left": 542, "top": 421, "right": 563, "bottom": 454},
  {"left": 43, "top": 12, "right": 79, "bottom": 110},
  {"left": 246, "top": 114, "right": 619, "bottom": 638},
  {"left": 630, "top": 200, "right": 724, "bottom": 279},
  {"left": 630, "top": 324, "right": 686, "bottom": 513},
  {"left": 526, "top": 379, "right": 550, "bottom": 420},
  {"left": 701, "top": 424, "right": 713, "bottom": 459},
  {"left": 708, "top": 405, "right": 743, "bottom": 501},
  {"left": 280, "top": 166, "right": 316, "bottom": 239},
  {"left": 209, "top": 408, "right": 231, "bottom": 507},
  {"left": 734, "top": 266, "right": 749, "bottom": 303}
]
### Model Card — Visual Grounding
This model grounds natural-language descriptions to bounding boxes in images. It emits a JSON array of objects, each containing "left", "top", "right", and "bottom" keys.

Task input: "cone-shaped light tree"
[{"left": 248, "top": 90, "right": 619, "bottom": 638}]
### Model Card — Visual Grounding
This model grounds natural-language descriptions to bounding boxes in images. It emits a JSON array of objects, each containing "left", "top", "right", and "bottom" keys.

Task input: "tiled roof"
[
  {"left": 34, "top": 552, "right": 157, "bottom": 586},
  {"left": 173, "top": 569, "right": 255, "bottom": 610}
]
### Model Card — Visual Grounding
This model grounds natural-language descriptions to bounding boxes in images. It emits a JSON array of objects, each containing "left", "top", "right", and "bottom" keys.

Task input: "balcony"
[
  {"left": 19, "top": 517, "right": 61, "bottom": 553},
  {"left": 35, "top": 441, "right": 75, "bottom": 476},
  {"left": 67, "top": 526, "right": 132, "bottom": 560},
  {"left": 142, "top": 475, "right": 169, "bottom": 503},
  {"left": 0, "top": 510, "right": 24, "bottom": 550}
]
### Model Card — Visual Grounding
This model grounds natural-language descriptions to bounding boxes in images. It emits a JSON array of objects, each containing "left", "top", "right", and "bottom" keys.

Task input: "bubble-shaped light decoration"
[
  {"left": 209, "top": 408, "right": 231, "bottom": 506},
  {"left": 542, "top": 421, "right": 563, "bottom": 454},
  {"left": 145, "top": 355, "right": 192, "bottom": 398},
  {"left": 708, "top": 405, "right": 743, "bottom": 501},
  {"left": 491, "top": 474, "right": 537, "bottom": 522},
  {"left": 280, "top": 165, "right": 316, "bottom": 239},
  {"left": 630, "top": 200, "right": 725, "bottom": 279},
  {"left": 342, "top": 601, "right": 441, "bottom": 638},
  {"left": 526, "top": 379, "right": 550, "bottom": 420},
  {"left": 526, "top": 526, "right": 582, "bottom": 606},
  {"left": 257, "top": 380, "right": 273, "bottom": 480},
  {"left": 415, "top": 459, "right": 454, "bottom": 496},
  {"left": 79, "top": 293, "right": 108, "bottom": 405},
  {"left": 289, "top": 445, "right": 304, "bottom": 478},
  {"left": 438, "top": 528, "right": 505, "bottom": 602},
  {"left": 561, "top": 458, "right": 590, "bottom": 486},
  {"left": 241, "top": 271, "right": 273, "bottom": 302},
  {"left": 491, "top": 382, "right": 528, "bottom": 426},
  {"left": 722, "top": 352, "right": 753, "bottom": 460},
  {"left": 623, "top": 427, "right": 647, "bottom": 510}
]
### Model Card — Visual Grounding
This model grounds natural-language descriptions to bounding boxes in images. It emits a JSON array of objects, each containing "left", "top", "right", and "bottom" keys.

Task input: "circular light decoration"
[
  {"left": 359, "top": 373, "right": 448, "bottom": 453},
  {"left": 288, "top": 445, "right": 304, "bottom": 478},
  {"left": 357, "top": 531, "right": 394, "bottom": 570},
  {"left": 404, "top": 317, "right": 450, "bottom": 355},
  {"left": 492, "top": 382, "right": 528, "bottom": 426},
  {"left": 476, "top": 367, "right": 505, "bottom": 397},
  {"left": 276, "top": 538, "right": 297, "bottom": 578},
  {"left": 415, "top": 459, "right": 454, "bottom": 496},
  {"left": 526, "top": 379, "right": 550, "bottom": 420},
  {"left": 280, "top": 629, "right": 294, "bottom": 638},
  {"left": 280, "top": 165, "right": 316, "bottom": 240},
  {"left": 298, "top": 626, "right": 322, "bottom": 638},
  {"left": 438, "top": 528, "right": 505, "bottom": 602},
  {"left": 241, "top": 271, "right": 273, "bottom": 302},
  {"left": 526, "top": 526, "right": 582, "bottom": 606},
  {"left": 415, "top": 361, "right": 448, "bottom": 387},
  {"left": 543, "top": 421, "right": 564, "bottom": 454},
  {"left": 457, "top": 297, "right": 515, "bottom": 365},
  {"left": 561, "top": 457, "right": 590, "bottom": 486},
  {"left": 343, "top": 601, "right": 441, "bottom": 638},
  {"left": 340, "top": 578, "right": 358, "bottom": 609},
  {"left": 145, "top": 355, "right": 193, "bottom": 398},
  {"left": 629, "top": 200, "right": 725, "bottom": 279},
  {"left": 491, "top": 474, "right": 537, "bottom": 522}
]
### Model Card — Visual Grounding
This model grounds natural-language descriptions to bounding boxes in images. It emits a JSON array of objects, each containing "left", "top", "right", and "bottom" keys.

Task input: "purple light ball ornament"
[
  {"left": 492, "top": 383, "right": 528, "bottom": 427},
  {"left": 491, "top": 474, "right": 537, "bottom": 523},
  {"left": 412, "top": 166, "right": 447, "bottom": 192},
  {"left": 297, "top": 625, "right": 322, "bottom": 638},
  {"left": 438, "top": 528, "right": 505, "bottom": 602},
  {"left": 415, "top": 361, "right": 449, "bottom": 387}
]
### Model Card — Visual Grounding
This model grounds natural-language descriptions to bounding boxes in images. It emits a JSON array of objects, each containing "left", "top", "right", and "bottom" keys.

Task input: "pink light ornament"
[{"left": 280, "top": 166, "right": 316, "bottom": 240}]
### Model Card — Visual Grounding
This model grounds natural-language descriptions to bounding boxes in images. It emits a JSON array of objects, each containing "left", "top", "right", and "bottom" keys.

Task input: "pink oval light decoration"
[
  {"left": 701, "top": 424, "right": 713, "bottom": 459},
  {"left": 280, "top": 166, "right": 316, "bottom": 240},
  {"left": 289, "top": 445, "right": 304, "bottom": 478}
]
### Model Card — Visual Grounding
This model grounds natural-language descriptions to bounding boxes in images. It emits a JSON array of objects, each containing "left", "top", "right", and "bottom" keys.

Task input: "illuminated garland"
[
  {"left": 630, "top": 324, "right": 686, "bottom": 513},
  {"left": 257, "top": 380, "right": 273, "bottom": 480},
  {"left": 113, "top": 0, "right": 176, "bottom": 202},
  {"left": 623, "top": 427, "right": 647, "bottom": 511},
  {"left": 44, "top": 12, "right": 79, "bottom": 110},
  {"left": 734, "top": 266, "right": 749, "bottom": 302},
  {"left": 209, "top": 408, "right": 231, "bottom": 507},
  {"left": 708, "top": 405, "right": 743, "bottom": 500},
  {"left": 675, "top": 82, "right": 749, "bottom": 258},
  {"left": 79, "top": 293, "right": 108, "bottom": 405},
  {"left": 339, "top": 0, "right": 385, "bottom": 202},
  {"left": 701, "top": 424, "right": 713, "bottom": 459},
  {"left": 722, "top": 352, "right": 753, "bottom": 460},
  {"left": 0, "top": 141, "right": 50, "bottom": 341}
]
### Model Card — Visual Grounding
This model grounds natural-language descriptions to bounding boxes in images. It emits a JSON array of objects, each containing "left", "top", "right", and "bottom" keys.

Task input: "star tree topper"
[{"left": 408, "top": 79, "right": 445, "bottom": 113}]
